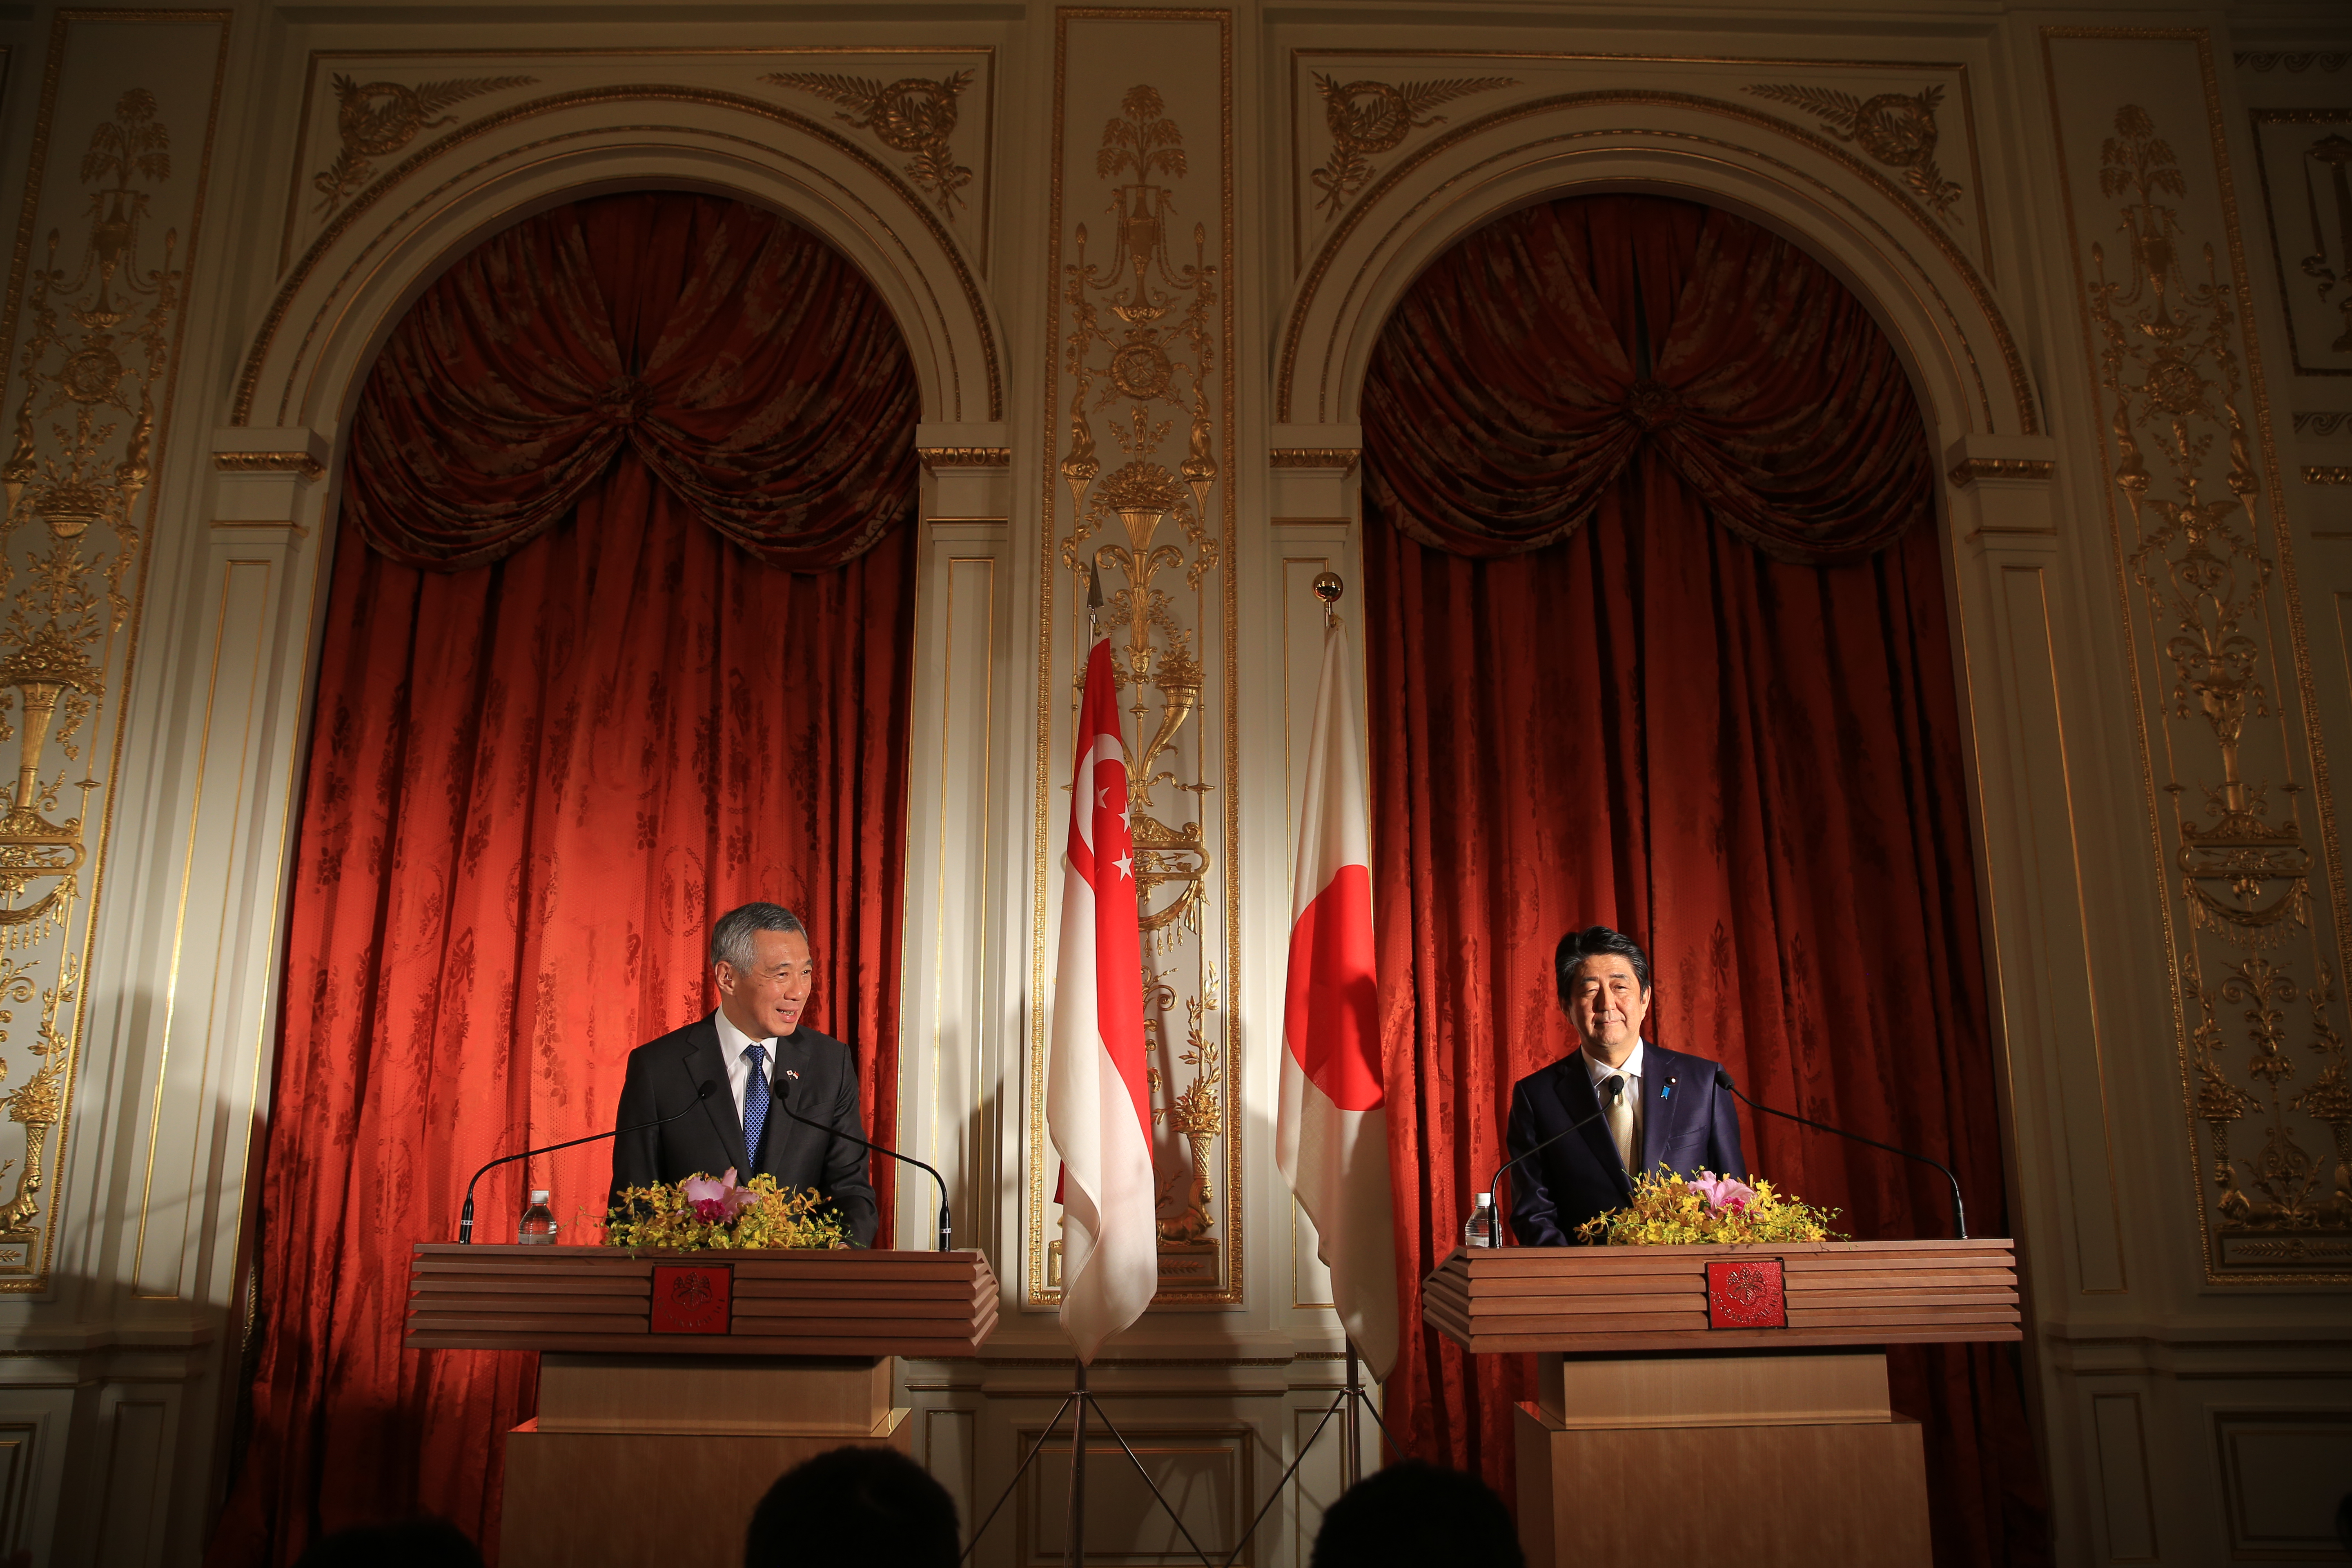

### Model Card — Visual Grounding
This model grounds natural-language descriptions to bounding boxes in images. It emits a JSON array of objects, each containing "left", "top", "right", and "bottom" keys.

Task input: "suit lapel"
[
  {"left": 685, "top": 1019, "right": 752, "bottom": 1176},
  {"left": 761, "top": 1031, "right": 818, "bottom": 1178},
  {"left": 1550, "top": 1055, "right": 1633, "bottom": 1199},
  {"left": 1639, "top": 1045, "right": 1681, "bottom": 1173}
]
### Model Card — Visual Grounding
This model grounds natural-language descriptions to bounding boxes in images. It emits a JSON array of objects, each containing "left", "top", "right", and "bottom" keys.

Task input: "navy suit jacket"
[
  {"left": 608, "top": 1014, "right": 878, "bottom": 1247},
  {"left": 1504, "top": 1043, "right": 1744, "bottom": 1246}
]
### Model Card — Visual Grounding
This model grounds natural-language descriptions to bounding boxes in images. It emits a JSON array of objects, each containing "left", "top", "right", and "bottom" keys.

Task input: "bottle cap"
[
  {"left": 1475, "top": 1192, "right": 1492, "bottom": 1206},
  {"left": 530, "top": 1189, "right": 550, "bottom": 1204}
]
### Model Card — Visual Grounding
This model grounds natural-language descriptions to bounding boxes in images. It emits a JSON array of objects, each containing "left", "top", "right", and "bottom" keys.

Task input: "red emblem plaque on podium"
[
  {"left": 1704, "top": 1258, "right": 1786, "bottom": 1328},
  {"left": 650, "top": 1262, "right": 733, "bottom": 1334}
]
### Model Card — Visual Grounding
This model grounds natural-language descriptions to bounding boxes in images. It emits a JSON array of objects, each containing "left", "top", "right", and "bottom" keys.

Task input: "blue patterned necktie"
[{"left": 743, "top": 1042, "right": 771, "bottom": 1170}]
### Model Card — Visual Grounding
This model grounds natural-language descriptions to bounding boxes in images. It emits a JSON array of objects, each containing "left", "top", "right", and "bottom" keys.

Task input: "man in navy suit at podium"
[
  {"left": 608, "top": 902, "right": 878, "bottom": 1246},
  {"left": 1504, "top": 925, "right": 1744, "bottom": 1246}
]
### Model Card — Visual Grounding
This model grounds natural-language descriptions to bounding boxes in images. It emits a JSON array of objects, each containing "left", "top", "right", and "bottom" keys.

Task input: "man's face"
[
  {"left": 715, "top": 928, "right": 815, "bottom": 1040},
  {"left": 1566, "top": 954, "right": 1649, "bottom": 1062}
]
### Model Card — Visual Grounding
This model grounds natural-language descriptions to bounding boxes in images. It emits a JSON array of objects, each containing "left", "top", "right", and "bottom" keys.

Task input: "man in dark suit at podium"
[
  {"left": 608, "top": 902, "right": 878, "bottom": 1246},
  {"left": 1504, "top": 925, "right": 1744, "bottom": 1246}
]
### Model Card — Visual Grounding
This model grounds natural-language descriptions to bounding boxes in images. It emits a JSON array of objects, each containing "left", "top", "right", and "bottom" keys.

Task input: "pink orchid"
[
  {"left": 1687, "top": 1172, "right": 1758, "bottom": 1214},
  {"left": 683, "top": 1168, "right": 756, "bottom": 1224}
]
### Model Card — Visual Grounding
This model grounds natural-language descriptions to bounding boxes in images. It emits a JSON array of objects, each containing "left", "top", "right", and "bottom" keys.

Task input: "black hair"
[
  {"left": 1308, "top": 1460, "right": 1524, "bottom": 1568},
  {"left": 1553, "top": 924, "right": 1652, "bottom": 1010},
  {"left": 745, "top": 1445, "right": 959, "bottom": 1568},
  {"left": 712, "top": 901, "right": 810, "bottom": 970}
]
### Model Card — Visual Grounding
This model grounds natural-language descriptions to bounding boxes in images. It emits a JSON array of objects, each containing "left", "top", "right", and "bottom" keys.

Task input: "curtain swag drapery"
[
  {"left": 1363, "top": 195, "right": 1933, "bottom": 565},
  {"left": 1363, "top": 196, "right": 2047, "bottom": 1568},
  {"left": 212, "top": 192, "right": 919, "bottom": 1566},
  {"left": 343, "top": 194, "right": 918, "bottom": 572}
]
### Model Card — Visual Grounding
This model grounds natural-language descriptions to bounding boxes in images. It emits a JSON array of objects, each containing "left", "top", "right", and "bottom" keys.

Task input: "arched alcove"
[
  {"left": 234, "top": 89, "right": 1005, "bottom": 439},
  {"left": 1276, "top": 92, "right": 2038, "bottom": 449}
]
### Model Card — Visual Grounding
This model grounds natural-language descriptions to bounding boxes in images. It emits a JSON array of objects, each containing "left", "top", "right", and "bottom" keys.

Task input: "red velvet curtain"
[
  {"left": 211, "top": 192, "right": 917, "bottom": 1566},
  {"left": 1366, "top": 196, "right": 2049, "bottom": 1566}
]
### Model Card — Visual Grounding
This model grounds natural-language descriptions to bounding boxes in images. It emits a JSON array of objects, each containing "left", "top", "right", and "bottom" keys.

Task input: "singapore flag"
[
  {"left": 1277, "top": 621, "right": 1399, "bottom": 1379},
  {"left": 1047, "top": 635, "right": 1157, "bottom": 1363}
]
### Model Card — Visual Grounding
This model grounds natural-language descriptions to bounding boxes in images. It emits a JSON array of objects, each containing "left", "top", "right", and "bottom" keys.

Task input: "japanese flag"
[{"left": 1277, "top": 621, "right": 1399, "bottom": 1379}]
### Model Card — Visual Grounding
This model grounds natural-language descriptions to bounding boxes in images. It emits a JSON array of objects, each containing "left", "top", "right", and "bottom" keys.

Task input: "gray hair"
[{"left": 710, "top": 902, "right": 809, "bottom": 970}]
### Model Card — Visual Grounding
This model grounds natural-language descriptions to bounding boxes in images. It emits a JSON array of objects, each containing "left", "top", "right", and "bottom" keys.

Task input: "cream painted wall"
[{"left": 0, "top": 3, "right": 2344, "bottom": 1565}]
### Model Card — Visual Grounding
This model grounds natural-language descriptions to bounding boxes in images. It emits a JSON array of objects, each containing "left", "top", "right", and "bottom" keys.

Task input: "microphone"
[
  {"left": 1485, "top": 1074, "right": 1624, "bottom": 1247},
  {"left": 1713, "top": 1069, "right": 1968, "bottom": 1239},
  {"left": 458, "top": 1079, "right": 718, "bottom": 1243},
  {"left": 773, "top": 1073, "right": 955, "bottom": 1252}
]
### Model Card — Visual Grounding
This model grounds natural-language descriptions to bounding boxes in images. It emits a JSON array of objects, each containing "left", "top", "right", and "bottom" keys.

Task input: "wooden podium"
[
  {"left": 1424, "top": 1238, "right": 2020, "bottom": 1568},
  {"left": 406, "top": 1244, "right": 998, "bottom": 1567}
]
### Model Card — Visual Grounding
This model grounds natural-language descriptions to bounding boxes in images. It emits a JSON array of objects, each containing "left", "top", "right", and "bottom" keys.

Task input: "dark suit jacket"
[
  {"left": 1504, "top": 1043, "right": 1744, "bottom": 1247},
  {"left": 608, "top": 1014, "right": 878, "bottom": 1247}
]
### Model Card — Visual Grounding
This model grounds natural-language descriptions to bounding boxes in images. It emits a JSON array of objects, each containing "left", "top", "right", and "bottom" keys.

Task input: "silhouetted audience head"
[
  {"left": 292, "top": 1517, "right": 484, "bottom": 1568},
  {"left": 1310, "top": 1460, "right": 1523, "bottom": 1568},
  {"left": 746, "top": 1445, "right": 960, "bottom": 1568}
]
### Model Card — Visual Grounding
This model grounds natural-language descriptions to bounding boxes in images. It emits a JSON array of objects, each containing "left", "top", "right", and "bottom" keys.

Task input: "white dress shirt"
[
  {"left": 1581, "top": 1038, "right": 1646, "bottom": 1169},
  {"left": 713, "top": 1007, "right": 780, "bottom": 1145}
]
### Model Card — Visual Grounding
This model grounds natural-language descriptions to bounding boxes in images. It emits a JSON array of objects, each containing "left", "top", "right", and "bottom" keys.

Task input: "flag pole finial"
[
  {"left": 1087, "top": 557, "right": 1105, "bottom": 638},
  {"left": 1312, "top": 570, "right": 1344, "bottom": 628}
]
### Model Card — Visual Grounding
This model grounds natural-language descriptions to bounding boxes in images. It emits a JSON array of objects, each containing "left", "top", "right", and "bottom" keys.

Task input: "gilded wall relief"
[
  {"left": 2047, "top": 29, "right": 2352, "bottom": 1278},
  {"left": 1032, "top": 13, "right": 1238, "bottom": 1307},
  {"left": 1306, "top": 74, "right": 1516, "bottom": 218},
  {"left": 1745, "top": 82, "right": 1963, "bottom": 220},
  {"left": 278, "top": 51, "right": 995, "bottom": 274},
  {"left": 764, "top": 70, "right": 976, "bottom": 220},
  {"left": 0, "top": 13, "right": 230, "bottom": 1287},
  {"left": 1287, "top": 53, "right": 1991, "bottom": 280},
  {"left": 309, "top": 74, "right": 536, "bottom": 215},
  {"left": 2250, "top": 110, "right": 2352, "bottom": 376}
]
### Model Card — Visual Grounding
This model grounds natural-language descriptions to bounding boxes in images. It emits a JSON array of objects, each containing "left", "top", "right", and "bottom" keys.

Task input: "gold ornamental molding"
[
  {"left": 1307, "top": 73, "right": 1516, "bottom": 218},
  {"left": 310, "top": 74, "right": 535, "bottom": 215},
  {"left": 2294, "top": 412, "right": 2352, "bottom": 436},
  {"left": 2236, "top": 53, "right": 2350, "bottom": 74},
  {"left": 763, "top": 69, "right": 976, "bottom": 220},
  {"left": 1746, "top": 82, "right": 1964, "bottom": 220},
  {"left": 1031, "top": 11, "right": 1241, "bottom": 1311},
  {"left": 1276, "top": 86, "right": 2034, "bottom": 435},
  {"left": 1948, "top": 457, "right": 2056, "bottom": 487},
  {"left": 1269, "top": 447, "right": 1360, "bottom": 471},
  {"left": 2306, "top": 466, "right": 2352, "bottom": 485},
  {"left": 916, "top": 445, "right": 1011, "bottom": 471},
  {"left": 0, "top": 10, "right": 232, "bottom": 1289},
  {"left": 213, "top": 450, "right": 325, "bottom": 480},
  {"left": 2047, "top": 24, "right": 2352, "bottom": 1283}
]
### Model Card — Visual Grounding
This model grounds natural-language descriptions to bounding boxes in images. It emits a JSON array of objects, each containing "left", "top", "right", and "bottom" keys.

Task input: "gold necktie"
[{"left": 1604, "top": 1075, "right": 1634, "bottom": 1170}]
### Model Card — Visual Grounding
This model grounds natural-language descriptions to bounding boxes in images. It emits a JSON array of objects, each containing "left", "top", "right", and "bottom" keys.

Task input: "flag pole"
[{"left": 1065, "top": 1358, "right": 1090, "bottom": 1563}]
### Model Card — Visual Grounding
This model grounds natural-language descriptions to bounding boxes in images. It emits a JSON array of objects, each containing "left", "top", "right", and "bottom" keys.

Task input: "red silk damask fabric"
[
  {"left": 210, "top": 194, "right": 916, "bottom": 1566},
  {"left": 1367, "top": 196, "right": 2047, "bottom": 1566},
  {"left": 1362, "top": 196, "right": 1931, "bottom": 565},
  {"left": 342, "top": 193, "right": 917, "bottom": 571}
]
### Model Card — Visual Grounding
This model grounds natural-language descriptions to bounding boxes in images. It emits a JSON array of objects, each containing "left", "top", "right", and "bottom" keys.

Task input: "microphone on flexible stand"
[
  {"left": 457, "top": 1079, "right": 719, "bottom": 1244},
  {"left": 1712, "top": 1068, "right": 1969, "bottom": 1239},
  {"left": 1484, "top": 1075, "right": 1624, "bottom": 1247},
  {"left": 773, "top": 1072, "right": 955, "bottom": 1252}
]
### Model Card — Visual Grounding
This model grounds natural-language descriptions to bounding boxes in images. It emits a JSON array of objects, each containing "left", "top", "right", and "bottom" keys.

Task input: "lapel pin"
[{"left": 1663, "top": 1074, "right": 1677, "bottom": 1100}]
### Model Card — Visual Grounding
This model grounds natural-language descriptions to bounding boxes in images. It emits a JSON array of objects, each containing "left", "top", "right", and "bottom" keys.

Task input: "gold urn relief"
[{"left": 1054, "top": 83, "right": 1231, "bottom": 1291}]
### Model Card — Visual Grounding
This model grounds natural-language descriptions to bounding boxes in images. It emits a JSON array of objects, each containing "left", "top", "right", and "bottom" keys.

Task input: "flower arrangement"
[
  {"left": 1575, "top": 1168, "right": 1844, "bottom": 1246},
  {"left": 605, "top": 1168, "right": 850, "bottom": 1252}
]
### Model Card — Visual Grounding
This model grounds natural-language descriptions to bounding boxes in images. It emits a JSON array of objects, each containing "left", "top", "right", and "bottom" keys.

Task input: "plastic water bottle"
[
  {"left": 1463, "top": 1193, "right": 1499, "bottom": 1248},
  {"left": 518, "top": 1190, "right": 558, "bottom": 1245}
]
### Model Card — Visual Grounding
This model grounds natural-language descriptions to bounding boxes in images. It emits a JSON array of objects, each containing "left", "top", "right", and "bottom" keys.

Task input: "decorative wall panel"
[
  {"left": 1285, "top": 50, "right": 1991, "bottom": 280},
  {"left": 2249, "top": 107, "right": 2352, "bottom": 377},
  {"left": 1029, "top": 8, "right": 1238, "bottom": 1307},
  {"left": 2045, "top": 28, "right": 2352, "bottom": 1280},
  {"left": 0, "top": 9, "right": 230, "bottom": 1290},
  {"left": 277, "top": 48, "right": 996, "bottom": 276}
]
